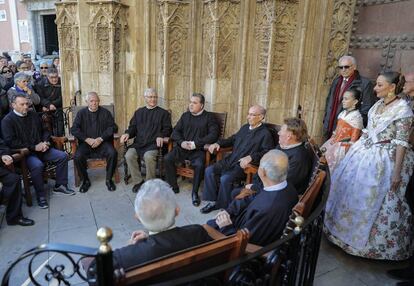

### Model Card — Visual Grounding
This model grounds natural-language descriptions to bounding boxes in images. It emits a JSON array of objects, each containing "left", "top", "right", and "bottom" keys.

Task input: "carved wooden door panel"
[{"left": 349, "top": 0, "right": 414, "bottom": 80}]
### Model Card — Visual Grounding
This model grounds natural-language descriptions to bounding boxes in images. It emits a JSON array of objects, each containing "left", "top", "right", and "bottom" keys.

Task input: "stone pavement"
[{"left": 0, "top": 164, "right": 407, "bottom": 285}]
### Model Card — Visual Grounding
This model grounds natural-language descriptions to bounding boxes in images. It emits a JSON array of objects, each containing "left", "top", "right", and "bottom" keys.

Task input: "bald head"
[
  {"left": 258, "top": 150, "right": 289, "bottom": 184},
  {"left": 403, "top": 72, "right": 414, "bottom": 97}
]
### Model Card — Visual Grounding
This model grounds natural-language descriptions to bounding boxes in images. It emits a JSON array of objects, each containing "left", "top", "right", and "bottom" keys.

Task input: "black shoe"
[
  {"left": 387, "top": 267, "right": 414, "bottom": 280},
  {"left": 200, "top": 202, "right": 217, "bottom": 214},
  {"left": 106, "top": 179, "right": 116, "bottom": 191},
  {"left": 7, "top": 217, "right": 35, "bottom": 226},
  {"left": 173, "top": 187, "right": 180, "bottom": 194},
  {"left": 38, "top": 198, "right": 49, "bottom": 209},
  {"left": 192, "top": 192, "right": 200, "bottom": 207},
  {"left": 79, "top": 179, "right": 91, "bottom": 193},
  {"left": 132, "top": 181, "right": 145, "bottom": 193},
  {"left": 53, "top": 184, "right": 75, "bottom": 196}
]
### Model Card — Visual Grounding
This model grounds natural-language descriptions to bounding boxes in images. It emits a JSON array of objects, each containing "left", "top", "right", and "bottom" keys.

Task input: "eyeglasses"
[
  {"left": 1, "top": 70, "right": 11, "bottom": 74},
  {"left": 40, "top": 67, "right": 48, "bottom": 69},
  {"left": 337, "top": 65, "right": 351, "bottom": 70},
  {"left": 145, "top": 96, "right": 158, "bottom": 99},
  {"left": 248, "top": 113, "right": 261, "bottom": 117}
]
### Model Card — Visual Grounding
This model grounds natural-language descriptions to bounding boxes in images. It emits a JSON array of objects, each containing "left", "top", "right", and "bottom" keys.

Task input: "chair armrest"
[
  {"left": 11, "top": 148, "right": 30, "bottom": 156},
  {"left": 202, "top": 224, "right": 226, "bottom": 240},
  {"left": 51, "top": 136, "right": 68, "bottom": 150},
  {"left": 11, "top": 153, "right": 23, "bottom": 162},
  {"left": 246, "top": 243, "right": 262, "bottom": 254}
]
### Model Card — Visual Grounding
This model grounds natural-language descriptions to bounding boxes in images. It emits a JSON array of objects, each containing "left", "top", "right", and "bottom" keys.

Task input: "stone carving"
[
  {"left": 55, "top": 2, "right": 79, "bottom": 72},
  {"left": 89, "top": 2, "right": 128, "bottom": 72},
  {"left": 357, "top": 0, "right": 409, "bottom": 5},
  {"left": 202, "top": 0, "right": 241, "bottom": 80},
  {"left": 156, "top": 0, "right": 190, "bottom": 76},
  {"left": 324, "top": 0, "right": 356, "bottom": 84}
]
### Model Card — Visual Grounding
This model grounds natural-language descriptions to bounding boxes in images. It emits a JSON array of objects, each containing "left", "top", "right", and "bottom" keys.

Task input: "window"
[
  {"left": 0, "top": 10, "right": 6, "bottom": 21},
  {"left": 0, "top": 0, "right": 5, "bottom": 4}
]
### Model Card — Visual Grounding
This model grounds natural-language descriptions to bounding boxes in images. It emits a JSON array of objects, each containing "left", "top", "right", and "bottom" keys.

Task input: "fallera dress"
[
  {"left": 321, "top": 109, "right": 363, "bottom": 173},
  {"left": 324, "top": 98, "right": 414, "bottom": 260}
]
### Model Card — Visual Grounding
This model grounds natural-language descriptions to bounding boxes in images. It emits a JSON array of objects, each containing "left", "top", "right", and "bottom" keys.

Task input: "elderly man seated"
[
  {"left": 0, "top": 138, "right": 34, "bottom": 226},
  {"left": 206, "top": 150, "right": 298, "bottom": 246},
  {"left": 235, "top": 117, "right": 312, "bottom": 199},
  {"left": 200, "top": 105, "right": 274, "bottom": 214},
  {"left": 7, "top": 72, "right": 40, "bottom": 110},
  {"left": 2, "top": 94, "right": 74, "bottom": 209},
  {"left": 88, "top": 179, "right": 212, "bottom": 277},
  {"left": 71, "top": 92, "right": 118, "bottom": 192}
]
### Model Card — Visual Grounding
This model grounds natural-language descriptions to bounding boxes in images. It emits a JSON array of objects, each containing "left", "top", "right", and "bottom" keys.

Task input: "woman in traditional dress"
[
  {"left": 321, "top": 88, "right": 363, "bottom": 173},
  {"left": 324, "top": 71, "right": 414, "bottom": 260}
]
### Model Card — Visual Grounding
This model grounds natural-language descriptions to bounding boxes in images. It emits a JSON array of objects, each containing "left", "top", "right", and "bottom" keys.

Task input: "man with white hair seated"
[
  {"left": 206, "top": 150, "right": 298, "bottom": 246},
  {"left": 108, "top": 179, "right": 212, "bottom": 271}
]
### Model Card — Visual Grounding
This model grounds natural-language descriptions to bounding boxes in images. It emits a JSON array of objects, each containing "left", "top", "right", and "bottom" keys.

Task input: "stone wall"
[{"left": 56, "top": 0, "right": 357, "bottom": 141}]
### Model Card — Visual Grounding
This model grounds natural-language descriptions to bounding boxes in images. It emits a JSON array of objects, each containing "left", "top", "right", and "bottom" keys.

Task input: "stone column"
[{"left": 27, "top": 9, "right": 37, "bottom": 57}]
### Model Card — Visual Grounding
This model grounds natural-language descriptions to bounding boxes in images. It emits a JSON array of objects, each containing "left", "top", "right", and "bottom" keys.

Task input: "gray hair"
[
  {"left": 259, "top": 150, "right": 289, "bottom": 182},
  {"left": 144, "top": 88, "right": 157, "bottom": 97},
  {"left": 39, "top": 60, "right": 49, "bottom": 67},
  {"left": 134, "top": 179, "right": 177, "bottom": 232},
  {"left": 251, "top": 104, "right": 266, "bottom": 116},
  {"left": 338, "top": 55, "right": 357, "bottom": 66},
  {"left": 14, "top": 72, "right": 30, "bottom": 84},
  {"left": 85, "top": 91, "right": 99, "bottom": 102}
]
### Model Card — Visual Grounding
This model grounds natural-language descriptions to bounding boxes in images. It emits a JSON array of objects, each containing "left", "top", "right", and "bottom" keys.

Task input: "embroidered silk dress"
[
  {"left": 322, "top": 110, "right": 363, "bottom": 173},
  {"left": 324, "top": 99, "right": 414, "bottom": 260}
]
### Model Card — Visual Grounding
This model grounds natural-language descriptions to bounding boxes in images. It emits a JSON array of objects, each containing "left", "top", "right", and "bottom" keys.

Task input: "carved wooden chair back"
[
  {"left": 114, "top": 227, "right": 249, "bottom": 285},
  {"left": 69, "top": 104, "right": 120, "bottom": 187}
]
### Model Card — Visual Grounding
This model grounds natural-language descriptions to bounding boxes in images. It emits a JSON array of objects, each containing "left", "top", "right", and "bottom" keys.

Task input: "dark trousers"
[
  {"left": 73, "top": 142, "right": 117, "bottom": 181},
  {"left": 164, "top": 147, "right": 205, "bottom": 193},
  {"left": 26, "top": 148, "right": 68, "bottom": 199},
  {"left": 0, "top": 167, "right": 23, "bottom": 223},
  {"left": 203, "top": 163, "right": 246, "bottom": 209}
]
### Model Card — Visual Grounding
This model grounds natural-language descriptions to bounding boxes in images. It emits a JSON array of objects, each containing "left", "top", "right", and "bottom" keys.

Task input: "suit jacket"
[
  {"left": 113, "top": 224, "right": 212, "bottom": 271},
  {"left": 323, "top": 70, "right": 376, "bottom": 136}
]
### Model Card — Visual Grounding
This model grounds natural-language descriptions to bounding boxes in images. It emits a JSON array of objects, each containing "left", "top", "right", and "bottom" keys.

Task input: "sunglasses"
[
  {"left": 40, "top": 67, "right": 48, "bottom": 69},
  {"left": 1, "top": 70, "right": 11, "bottom": 74},
  {"left": 337, "top": 65, "right": 351, "bottom": 70}
]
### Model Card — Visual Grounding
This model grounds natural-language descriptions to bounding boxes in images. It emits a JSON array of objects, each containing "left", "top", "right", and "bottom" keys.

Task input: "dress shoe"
[
  {"left": 79, "top": 180, "right": 91, "bottom": 193},
  {"left": 192, "top": 192, "right": 201, "bottom": 207},
  {"left": 132, "top": 181, "right": 145, "bottom": 193},
  {"left": 7, "top": 217, "right": 35, "bottom": 226},
  {"left": 388, "top": 267, "right": 414, "bottom": 280},
  {"left": 200, "top": 202, "right": 218, "bottom": 214},
  {"left": 105, "top": 179, "right": 116, "bottom": 191}
]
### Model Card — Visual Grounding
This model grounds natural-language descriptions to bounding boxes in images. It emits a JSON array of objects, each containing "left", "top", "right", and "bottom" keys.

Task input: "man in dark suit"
[
  {"left": 0, "top": 138, "right": 34, "bottom": 226},
  {"left": 206, "top": 150, "right": 298, "bottom": 246},
  {"left": 89, "top": 179, "right": 212, "bottom": 274},
  {"left": 71, "top": 92, "right": 118, "bottom": 192},
  {"left": 323, "top": 55, "right": 376, "bottom": 139}
]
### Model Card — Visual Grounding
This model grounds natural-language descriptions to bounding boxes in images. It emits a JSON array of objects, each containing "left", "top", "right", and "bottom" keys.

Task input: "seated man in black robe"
[
  {"left": 164, "top": 93, "right": 219, "bottom": 206},
  {"left": 87, "top": 179, "right": 212, "bottom": 278},
  {"left": 71, "top": 92, "right": 118, "bottom": 192},
  {"left": 233, "top": 117, "right": 312, "bottom": 199},
  {"left": 200, "top": 105, "right": 275, "bottom": 214},
  {"left": 120, "top": 88, "right": 172, "bottom": 193},
  {"left": 0, "top": 138, "right": 34, "bottom": 226},
  {"left": 2, "top": 94, "right": 74, "bottom": 209},
  {"left": 207, "top": 150, "right": 298, "bottom": 246}
]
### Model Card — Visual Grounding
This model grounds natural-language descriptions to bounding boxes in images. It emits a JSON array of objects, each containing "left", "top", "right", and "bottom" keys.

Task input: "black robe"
[
  {"left": 221, "top": 183, "right": 298, "bottom": 246},
  {"left": 125, "top": 106, "right": 172, "bottom": 154},
  {"left": 1, "top": 110, "right": 49, "bottom": 151},
  {"left": 251, "top": 143, "right": 312, "bottom": 195},
  {"left": 171, "top": 110, "right": 219, "bottom": 149},
  {"left": 35, "top": 77, "right": 63, "bottom": 109},
  {"left": 216, "top": 123, "right": 275, "bottom": 170},
  {"left": 71, "top": 107, "right": 117, "bottom": 143}
]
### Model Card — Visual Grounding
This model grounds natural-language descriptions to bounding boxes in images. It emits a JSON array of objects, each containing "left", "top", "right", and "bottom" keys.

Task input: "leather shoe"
[
  {"left": 79, "top": 179, "right": 91, "bottom": 193},
  {"left": 387, "top": 267, "right": 414, "bottom": 280},
  {"left": 192, "top": 192, "right": 201, "bottom": 207},
  {"left": 200, "top": 202, "right": 218, "bottom": 214},
  {"left": 105, "top": 179, "right": 116, "bottom": 191},
  {"left": 132, "top": 181, "right": 145, "bottom": 193},
  {"left": 8, "top": 217, "right": 35, "bottom": 226}
]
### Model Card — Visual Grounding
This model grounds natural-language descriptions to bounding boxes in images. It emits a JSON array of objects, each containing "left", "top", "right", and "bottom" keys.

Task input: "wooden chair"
[
  {"left": 167, "top": 112, "right": 227, "bottom": 180},
  {"left": 114, "top": 227, "right": 249, "bottom": 285},
  {"left": 69, "top": 105, "right": 121, "bottom": 187}
]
